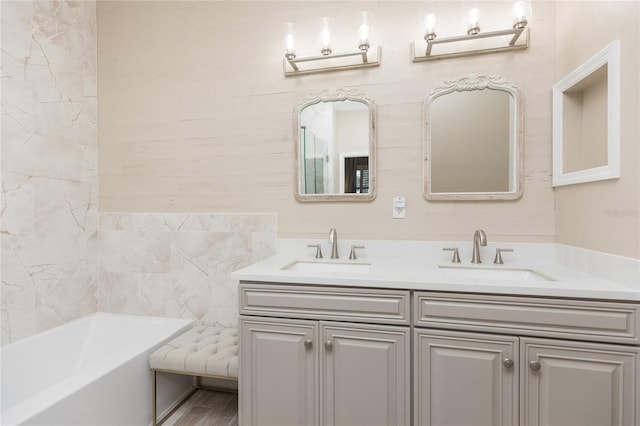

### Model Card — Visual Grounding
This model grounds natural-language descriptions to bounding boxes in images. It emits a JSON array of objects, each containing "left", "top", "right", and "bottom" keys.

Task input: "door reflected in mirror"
[
  {"left": 295, "top": 88, "right": 376, "bottom": 202},
  {"left": 424, "top": 74, "right": 524, "bottom": 200}
]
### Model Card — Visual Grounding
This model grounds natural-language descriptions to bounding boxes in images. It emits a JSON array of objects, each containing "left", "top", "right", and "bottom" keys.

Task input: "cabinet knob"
[
  {"left": 304, "top": 339, "right": 313, "bottom": 349},
  {"left": 529, "top": 361, "right": 541, "bottom": 372},
  {"left": 325, "top": 340, "right": 333, "bottom": 351},
  {"left": 503, "top": 358, "right": 514, "bottom": 368}
]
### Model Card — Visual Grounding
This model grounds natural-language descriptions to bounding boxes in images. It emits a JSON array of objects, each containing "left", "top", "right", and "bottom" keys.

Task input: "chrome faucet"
[
  {"left": 471, "top": 230, "right": 487, "bottom": 264},
  {"left": 329, "top": 228, "right": 339, "bottom": 259}
]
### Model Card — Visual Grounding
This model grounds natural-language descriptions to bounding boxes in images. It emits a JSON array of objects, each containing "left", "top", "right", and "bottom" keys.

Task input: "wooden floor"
[{"left": 163, "top": 389, "right": 238, "bottom": 426}]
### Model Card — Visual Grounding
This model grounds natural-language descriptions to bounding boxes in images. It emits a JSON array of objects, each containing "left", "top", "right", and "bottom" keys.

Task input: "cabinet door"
[
  {"left": 240, "top": 317, "right": 318, "bottom": 426},
  {"left": 521, "top": 337, "right": 639, "bottom": 426},
  {"left": 415, "top": 329, "right": 519, "bottom": 426},
  {"left": 321, "top": 322, "right": 410, "bottom": 426}
]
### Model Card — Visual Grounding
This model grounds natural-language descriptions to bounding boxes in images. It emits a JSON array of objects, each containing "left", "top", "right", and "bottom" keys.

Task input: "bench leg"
[
  {"left": 152, "top": 369, "right": 157, "bottom": 426},
  {"left": 153, "top": 371, "right": 199, "bottom": 426}
]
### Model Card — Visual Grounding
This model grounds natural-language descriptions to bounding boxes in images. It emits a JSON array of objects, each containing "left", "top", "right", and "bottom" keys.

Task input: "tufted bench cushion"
[{"left": 150, "top": 324, "right": 238, "bottom": 379}]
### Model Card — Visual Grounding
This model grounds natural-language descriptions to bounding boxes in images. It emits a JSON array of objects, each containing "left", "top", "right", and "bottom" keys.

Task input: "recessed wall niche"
[
  {"left": 552, "top": 40, "right": 620, "bottom": 186},
  {"left": 561, "top": 65, "right": 608, "bottom": 173}
]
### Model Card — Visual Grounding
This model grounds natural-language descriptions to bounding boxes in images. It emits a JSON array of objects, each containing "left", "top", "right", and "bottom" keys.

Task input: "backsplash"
[
  {"left": 554, "top": 244, "right": 640, "bottom": 290},
  {"left": 97, "top": 213, "right": 277, "bottom": 326}
]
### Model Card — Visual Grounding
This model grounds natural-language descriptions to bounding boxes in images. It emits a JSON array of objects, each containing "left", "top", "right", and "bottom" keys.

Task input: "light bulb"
[
  {"left": 317, "top": 17, "right": 334, "bottom": 56},
  {"left": 466, "top": 8, "right": 481, "bottom": 35},
  {"left": 283, "top": 22, "right": 297, "bottom": 60},
  {"left": 511, "top": 1, "right": 529, "bottom": 29},
  {"left": 357, "top": 11, "right": 374, "bottom": 51},
  {"left": 424, "top": 13, "right": 437, "bottom": 41}
]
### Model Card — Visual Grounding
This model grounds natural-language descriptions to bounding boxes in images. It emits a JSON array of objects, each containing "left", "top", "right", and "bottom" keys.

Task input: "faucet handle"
[
  {"left": 349, "top": 245, "right": 365, "bottom": 260},
  {"left": 494, "top": 248, "right": 514, "bottom": 264},
  {"left": 308, "top": 244, "right": 323, "bottom": 259},
  {"left": 442, "top": 247, "right": 461, "bottom": 263}
]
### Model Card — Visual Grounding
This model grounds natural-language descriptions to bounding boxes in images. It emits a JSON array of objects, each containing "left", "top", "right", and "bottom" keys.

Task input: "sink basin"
[
  {"left": 438, "top": 265, "right": 554, "bottom": 282},
  {"left": 281, "top": 260, "right": 372, "bottom": 274}
]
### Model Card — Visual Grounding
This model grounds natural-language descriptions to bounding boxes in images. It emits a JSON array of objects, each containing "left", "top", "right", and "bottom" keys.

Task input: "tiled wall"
[
  {"left": 1, "top": 0, "right": 99, "bottom": 345},
  {"left": 0, "top": 1, "right": 276, "bottom": 345},
  {"left": 97, "top": 213, "right": 276, "bottom": 326}
]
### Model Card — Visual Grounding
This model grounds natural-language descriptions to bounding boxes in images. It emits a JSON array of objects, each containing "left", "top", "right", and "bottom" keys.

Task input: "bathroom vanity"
[
  {"left": 233, "top": 240, "right": 640, "bottom": 426},
  {"left": 412, "top": 292, "right": 639, "bottom": 426},
  {"left": 238, "top": 283, "right": 410, "bottom": 426}
]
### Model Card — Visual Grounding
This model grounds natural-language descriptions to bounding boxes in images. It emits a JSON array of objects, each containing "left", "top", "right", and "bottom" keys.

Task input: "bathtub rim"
[{"left": 1, "top": 312, "right": 193, "bottom": 425}]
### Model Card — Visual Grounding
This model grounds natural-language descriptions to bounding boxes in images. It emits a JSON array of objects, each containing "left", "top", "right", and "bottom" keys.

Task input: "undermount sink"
[
  {"left": 438, "top": 264, "right": 554, "bottom": 282},
  {"left": 281, "top": 260, "right": 372, "bottom": 274}
]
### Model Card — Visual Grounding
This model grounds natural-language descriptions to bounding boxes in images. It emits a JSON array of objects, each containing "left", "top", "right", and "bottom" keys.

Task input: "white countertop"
[{"left": 232, "top": 240, "right": 640, "bottom": 302}]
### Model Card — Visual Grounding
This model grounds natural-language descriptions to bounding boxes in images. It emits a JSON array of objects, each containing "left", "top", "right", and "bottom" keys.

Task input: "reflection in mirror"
[
  {"left": 295, "top": 88, "right": 376, "bottom": 202},
  {"left": 424, "top": 74, "right": 523, "bottom": 200}
]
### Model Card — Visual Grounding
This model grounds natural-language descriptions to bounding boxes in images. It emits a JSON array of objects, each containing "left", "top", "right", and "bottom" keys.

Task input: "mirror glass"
[
  {"left": 424, "top": 74, "right": 523, "bottom": 200},
  {"left": 552, "top": 40, "right": 620, "bottom": 187},
  {"left": 295, "top": 88, "right": 376, "bottom": 202}
]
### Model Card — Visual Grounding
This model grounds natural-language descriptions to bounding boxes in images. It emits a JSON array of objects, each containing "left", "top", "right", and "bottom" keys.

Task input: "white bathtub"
[{"left": 1, "top": 313, "right": 193, "bottom": 425}]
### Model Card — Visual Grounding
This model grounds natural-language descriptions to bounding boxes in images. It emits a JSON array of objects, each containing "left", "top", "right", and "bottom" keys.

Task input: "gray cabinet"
[
  {"left": 414, "top": 292, "right": 640, "bottom": 426},
  {"left": 239, "top": 283, "right": 410, "bottom": 426},
  {"left": 239, "top": 317, "right": 318, "bottom": 426},
  {"left": 521, "top": 337, "right": 639, "bottom": 426},
  {"left": 239, "top": 284, "right": 639, "bottom": 426},
  {"left": 414, "top": 329, "right": 519, "bottom": 426},
  {"left": 322, "top": 323, "right": 409, "bottom": 426}
]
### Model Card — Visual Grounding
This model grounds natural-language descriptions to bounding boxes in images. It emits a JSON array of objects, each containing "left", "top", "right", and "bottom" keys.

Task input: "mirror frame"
[
  {"left": 294, "top": 87, "right": 377, "bottom": 202},
  {"left": 552, "top": 40, "right": 620, "bottom": 187},
  {"left": 423, "top": 74, "right": 524, "bottom": 201}
]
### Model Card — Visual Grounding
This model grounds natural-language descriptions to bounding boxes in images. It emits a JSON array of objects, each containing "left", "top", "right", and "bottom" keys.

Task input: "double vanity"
[
  {"left": 232, "top": 236, "right": 640, "bottom": 426},
  {"left": 231, "top": 25, "right": 636, "bottom": 426}
]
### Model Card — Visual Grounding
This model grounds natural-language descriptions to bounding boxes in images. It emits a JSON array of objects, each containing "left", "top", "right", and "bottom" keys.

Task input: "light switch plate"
[{"left": 393, "top": 196, "right": 406, "bottom": 219}]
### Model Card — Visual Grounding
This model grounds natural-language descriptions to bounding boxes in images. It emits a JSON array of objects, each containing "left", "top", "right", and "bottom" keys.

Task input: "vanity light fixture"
[
  {"left": 412, "top": 1, "right": 530, "bottom": 62},
  {"left": 283, "top": 12, "right": 381, "bottom": 77}
]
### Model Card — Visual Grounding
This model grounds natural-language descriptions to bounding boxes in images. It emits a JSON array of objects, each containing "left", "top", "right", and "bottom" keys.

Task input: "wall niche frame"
[{"left": 552, "top": 40, "right": 621, "bottom": 187}]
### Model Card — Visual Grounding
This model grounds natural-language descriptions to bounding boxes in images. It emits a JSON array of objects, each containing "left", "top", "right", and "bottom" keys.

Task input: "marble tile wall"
[
  {"left": 97, "top": 213, "right": 277, "bottom": 326},
  {"left": 1, "top": 2, "right": 276, "bottom": 344},
  {"left": 1, "top": 1, "right": 99, "bottom": 345}
]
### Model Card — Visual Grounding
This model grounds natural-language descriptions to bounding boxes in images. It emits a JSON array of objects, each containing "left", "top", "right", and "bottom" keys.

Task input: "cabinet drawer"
[
  {"left": 240, "top": 282, "right": 410, "bottom": 325},
  {"left": 414, "top": 292, "right": 640, "bottom": 344}
]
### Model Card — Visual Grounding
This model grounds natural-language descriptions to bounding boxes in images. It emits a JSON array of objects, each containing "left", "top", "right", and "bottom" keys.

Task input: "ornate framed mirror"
[
  {"left": 294, "top": 88, "right": 376, "bottom": 202},
  {"left": 424, "top": 74, "right": 524, "bottom": 201}
]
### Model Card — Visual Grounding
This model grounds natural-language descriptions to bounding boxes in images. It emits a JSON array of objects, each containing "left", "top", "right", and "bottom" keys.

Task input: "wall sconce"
[
  {"left": 412, "top": 1, "right": 530, "bottom": 62},
  {"left": 283, "top": 12, "right": 381, "bottom": 77}
]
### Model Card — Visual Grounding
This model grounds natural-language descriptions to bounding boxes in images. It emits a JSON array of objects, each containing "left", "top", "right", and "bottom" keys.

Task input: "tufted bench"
[{"left": 149, "top": 324, "right": 238, "bottom": 425}]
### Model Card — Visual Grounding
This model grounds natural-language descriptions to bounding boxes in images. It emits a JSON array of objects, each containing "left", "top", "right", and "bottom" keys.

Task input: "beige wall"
[
  {"left": 554, "top": 1, "right": 640, "bottom": 259},
  {"left": 98, "top": 1, "right": 557, "bottom": 242}
]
